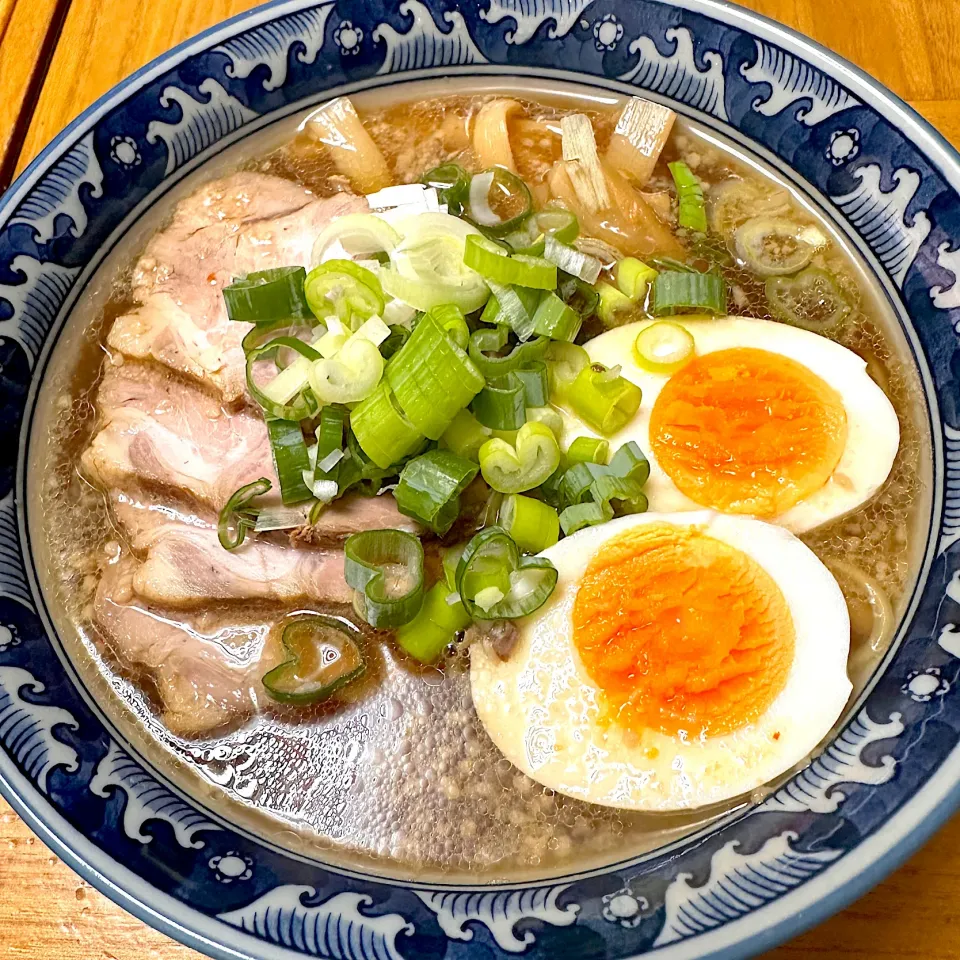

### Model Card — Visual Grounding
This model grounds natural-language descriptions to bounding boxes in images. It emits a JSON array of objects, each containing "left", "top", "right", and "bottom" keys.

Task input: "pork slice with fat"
[
  {"left": 82, "top": 362, "right": 276, "bottom": 509},
  {"left": 94, "top": 557, "right": 262, "bottom": 737}
]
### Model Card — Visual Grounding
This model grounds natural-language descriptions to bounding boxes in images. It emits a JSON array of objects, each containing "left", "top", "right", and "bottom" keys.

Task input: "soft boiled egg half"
[
  {"left": 470, "top": 512, "right": 851, "bottom": 810},
  {"left": 559, "top": 317, "right": 900, "bottom": 533}
]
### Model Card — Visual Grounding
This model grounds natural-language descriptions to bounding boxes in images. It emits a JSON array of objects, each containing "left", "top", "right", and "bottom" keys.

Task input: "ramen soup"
[{"left": 31, "top": 85, "right": 930, "bottom": 881}]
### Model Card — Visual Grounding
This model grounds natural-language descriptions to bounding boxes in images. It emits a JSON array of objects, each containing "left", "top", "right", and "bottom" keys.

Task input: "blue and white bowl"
[{"left": 1, "top": 1, "right": 959, "bottom": 957}]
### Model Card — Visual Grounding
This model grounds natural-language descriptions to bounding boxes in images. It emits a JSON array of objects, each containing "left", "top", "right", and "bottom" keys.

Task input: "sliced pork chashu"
[{"left": 110, "top": 172, "right": 367, "bottom": 403}]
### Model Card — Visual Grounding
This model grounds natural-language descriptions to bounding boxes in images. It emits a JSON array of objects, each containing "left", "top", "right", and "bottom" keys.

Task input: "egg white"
[
  {"left": 470, "top": 511, "right": 852, "bottom": 811},
  {"left": 558, "top": 317, "right": 900, "bottom": 534}
]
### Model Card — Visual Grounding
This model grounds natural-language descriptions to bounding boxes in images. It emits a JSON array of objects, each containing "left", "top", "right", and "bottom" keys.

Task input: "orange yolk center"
[
  {"left": 572, "top": 523, "right": 795, "bottom": 737},
  {"left": 649, "top": 347, "right": 848, "bottom": 517}
]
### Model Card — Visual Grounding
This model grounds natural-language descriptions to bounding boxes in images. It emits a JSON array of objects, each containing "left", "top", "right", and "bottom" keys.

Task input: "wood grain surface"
[{"left": 2, "top": 1, "right": 960, "bottom": 958}]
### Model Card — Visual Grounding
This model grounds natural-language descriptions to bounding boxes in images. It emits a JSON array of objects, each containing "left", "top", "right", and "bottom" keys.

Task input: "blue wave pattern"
[
  {"left": 90, "top": 741, "right": 220, "bottom": 848},
  {"left": 0, "top": 494, "right": 32, "bottom": 610},
  {"left": 943, "top": 424, "right": 960, "bottom": 555},
  {"left": 218, "top": 888, "right": 414, "bottom": 959},
  {"left": 145, "top": 78, "right": 258, "bottom": 175},
  {"left": 213, "top": 5, "right": 333, "bottom": 91},
  {"left": 619, "top": 27, "right": 727, "bottom": 120},
  {"left": 373, "top": 0, "right": 487, "bottom": 73},
  {"left": 653, "top": 832, "right": 842, "bottom": 946},
  {"left": 414, "top": 886, "right": 578, "bottom": 952},
  {"left": 8, "top": 132, "right": 104, "bottom": 242},
  {"left": 740, "top": 39, "right": 860, "bottom": 125},
  {"left": 479, "top": 0, "right": 595, "bottom": 45},
  {"left": 0, "top": 666, "right": 79, "bottom": 793}
]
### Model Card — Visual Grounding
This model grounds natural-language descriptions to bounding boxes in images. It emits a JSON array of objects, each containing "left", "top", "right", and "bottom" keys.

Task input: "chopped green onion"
[
  {"left": 312, "top": 214, "right": 401, "bottom": 264},
  {"left": 566, "top": 436, "right": 609, "bottom": 466},
  {"left": 559, "top": 274, "right": 600, "bottom": 320},
  {"left": 543, "top": 235, "right": 602, "bottom": 285},
  {"left": 245, "top": 337, "right": 320, "bottom": 421},
  {"left": 309, "top": 336, "right": 384, "bottom": 405},
  {"left": 559, "top": 499, "right": 614, "bottom": 535},
  {"left": 479, "top": 421, "right": 561, "bottom": 494},
  {"left": 262, "top": 616, "right": 365, "bottom": 705},
  {"left": 735, "top": 217, "right": 813, "bottom": 276},
  {"left": 456, "top": 526, "right": 557, "bottom": 620},
  {"left": 468, "top": 167, "right": 534, "bottom": 236},
  {"left": 568, "top": 363, "right": 642, "bottom": 434},
  {"left": 539, "top": 465, "right": 565, "bottom": 509},
  {"left": 615, "top": 257, "right": 658, "bottom": 300},
  {"left": 472, "top": 374, "right": 527, "bottom": 431},
  {"left": 386, "top": 311, "right": 484, "bottom": 439},
  {"left": 380, "top": 324, "right": 410, "bottom": 360},
  {"left": 344, "top": 530, "right": 425, "bottom": 629},
  {"left": 532, "top": 291, "right": 581, "bottom": 341},
  {"left": 634, "top": 321, "right": 696, "bottom": 373},
  {"left": 468, "top": 327, "right": 548, "bottom": 378},
  {"left": 395, "top": 582, "right": 470, "bottom": 663},
  {"left": 312, "top": 405, "right": 347, "bottom": 486},
  {"left": 217, "top": 478, "right": 272, "bottom": 550},
  {"left": 525, "top": 405, "right": 563, "bottom": 440},
  {"left": 422, "top": 162, "right": 471, "bottom": 215},
  {"left": 765, "top": 267, "right": 852, "bottom": 333},
  {"left": 499, "top": 494, "right": 559, "bottom": 553},
  {"left": 596, "top": 281, "right": 635, "bottom": 327},
  {"left": 669, "top": 161, "right": 707, "bottom": 233},
  {"left": 464, "top": 235, "right": 557, "bottom": 290},
  {"left": 429, "top": 303, "right": 469, "bottom": 350},
  {"left": 514, "top": 361, "right": 548, "bottom": 407},
  {"left": 222, "top": 266, "right": 311, "bottom": 323},
  {"left": 267, "top": 419, "right": 313, "bottom": 504},
  {"left": 350, "top": 381, "right": 423, "bottom": 469},
  {"left": 543, "top": 341, "right": 590, "bottom": 403},
  {"left": 484, "top": 282, "right": 539, "bottom": 341},
  {"left": 609, "top": 440, "right": 652, "bottom": 485},
  {"left": 440, "top": 409, "right": 492, "bottom": 462},
  {"left": 395, "top": 450, "right": 479, "bottom": 536},
  {"left": 534, "top": 206, "right": 579, "bottom": 244},
  {"left": 304, "top": 259, "right": 384, "bottom": 328},
  {"left": 652, "top": 270, "right": 727, "bottom": 316}
]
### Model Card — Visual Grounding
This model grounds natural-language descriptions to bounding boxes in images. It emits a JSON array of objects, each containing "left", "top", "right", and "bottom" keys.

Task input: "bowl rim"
[{"left": 0, "top": 1, "right": 958, "bottom": 958}]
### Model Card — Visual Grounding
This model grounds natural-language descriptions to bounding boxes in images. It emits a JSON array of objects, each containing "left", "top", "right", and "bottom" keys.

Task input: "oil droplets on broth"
[{"left": 30, "top": 85, "right": 929, "bottom": 881}]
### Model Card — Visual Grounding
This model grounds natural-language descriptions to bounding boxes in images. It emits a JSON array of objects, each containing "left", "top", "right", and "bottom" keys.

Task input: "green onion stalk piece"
[
  {"left": 456, "top": 526, "right": 558, "bottom": 620},
  {"left": 514, "top": 361, "right": 549, "bottom": 407},
  {"left": 524, "top": 405, "right": 563, "bottom": 440},
  {"left": 559, "top": 274, "right": 601, "bottom": 321},
  {"left": 565, "top": 436, "right": 609, "bottom": 467},
  {"left": 308, "top": 336, "right": 384, "bottom": 405},
  {"left": 559, "top": 499, "right": 615, "bottom": 535},
  {"left": 385, "top": 310, "right": 485, "bottom": 440},
  {"left": 765, "top": 267, "right": 852, "bottom": 333},
  {"left": 596, "top": 281, "right": 635, "bottom": 327},
  {"left": 467, "top": 167, "right": 534, "bottom": 237},
  {"left": 652, "top": 270, "right": 727, "bottom": 316},
  {"left": 395, "top": 449, "right": 479, "bottom": 536},
  {"left": 464, "top": 235, "right": 557, "bottom": 290},
  {"left": 442, "top": 543, "right": 468, "bottom": 591},
  {"left": 472, "top": 374, "right": 527, "bottom": 431},
  {"left": 532, "top": 291, "right": 581, "bottom": 341},
  {"left": 304, "top": 259, "right": 385, "bottom": 328},
  {"left": 222, "top": 266, "right": 312, "bottom": 323},
  {"left": 267, "top": 419, "right": 314, "bottom": 504},
  {"left": 349, "top": 381, "right": 423, "bottom": 469},
  {"left": 468, "top": 327, "right": 548, "bottom": 379},
  {"left": 441, "top": 409, "right": 493, "bottom": 462},
  {"left": 395, "top": 582, "right": 471, "bottom": 664},
  {"left": 217, "top": 478, "right": 273, "bottom": 550},
  {"left": 499, "top": 494, "right": 560, "bottom": 553},
  {"left": 615, "top": 257, "right": 658, "bottom": 300},
  {"left": 535, "top": 205, "right": 579, "bottom": 244},
  {"left": 568, "top": 363, "right": 642, "bottom": 435},
  {"left": 735, "top": 216, "right": 814, "bottom": 277},
  {"left": 262, "top": 616, "right": 365, "bottom": 705},
  {"left": 669, "top": 161, "right": 707, "bottom": 233},
  {"left": 543, "top": 341, "right": 590, "bottom": 404},
  {"left": 479, "top": 421, "right": 561, "bottom": 494},
  {"left": 634, "top": 321, "right": 696, "bottom": 373},
  {"left": 422, "top": 162, "right": 471, "bottom": 215},
  {"left": 344, "top": 529, "right": 425, "bottom": 629},
  {"left": 245, "top": 336, "right": 321, "bottom": 421},
  {"left": 483, "top": 282, "right": 541, "bottom": 341}
]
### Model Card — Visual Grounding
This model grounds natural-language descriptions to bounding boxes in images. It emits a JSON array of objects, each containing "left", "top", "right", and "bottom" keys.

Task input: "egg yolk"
[
  {"left": 572, "top": 523, "right": 795, "bottom": 737},
  {"left": 649, "top": 347, "right": 848, "bottom": 517}
]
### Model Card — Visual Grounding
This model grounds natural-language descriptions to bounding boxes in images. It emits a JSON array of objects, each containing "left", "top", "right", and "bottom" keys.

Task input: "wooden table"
[{"left": 1, "top": 0, "right": 959, "bottom": 956}]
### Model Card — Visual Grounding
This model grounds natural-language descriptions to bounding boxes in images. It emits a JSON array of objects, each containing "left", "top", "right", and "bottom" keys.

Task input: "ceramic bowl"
[{"left": 1, "top": 2, "right": 959, "bottom": 958}]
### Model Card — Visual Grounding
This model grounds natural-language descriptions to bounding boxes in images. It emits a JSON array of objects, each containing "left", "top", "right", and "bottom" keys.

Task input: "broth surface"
[{"left": 29, "top": 85, "right": 931, "bottom": 882}]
